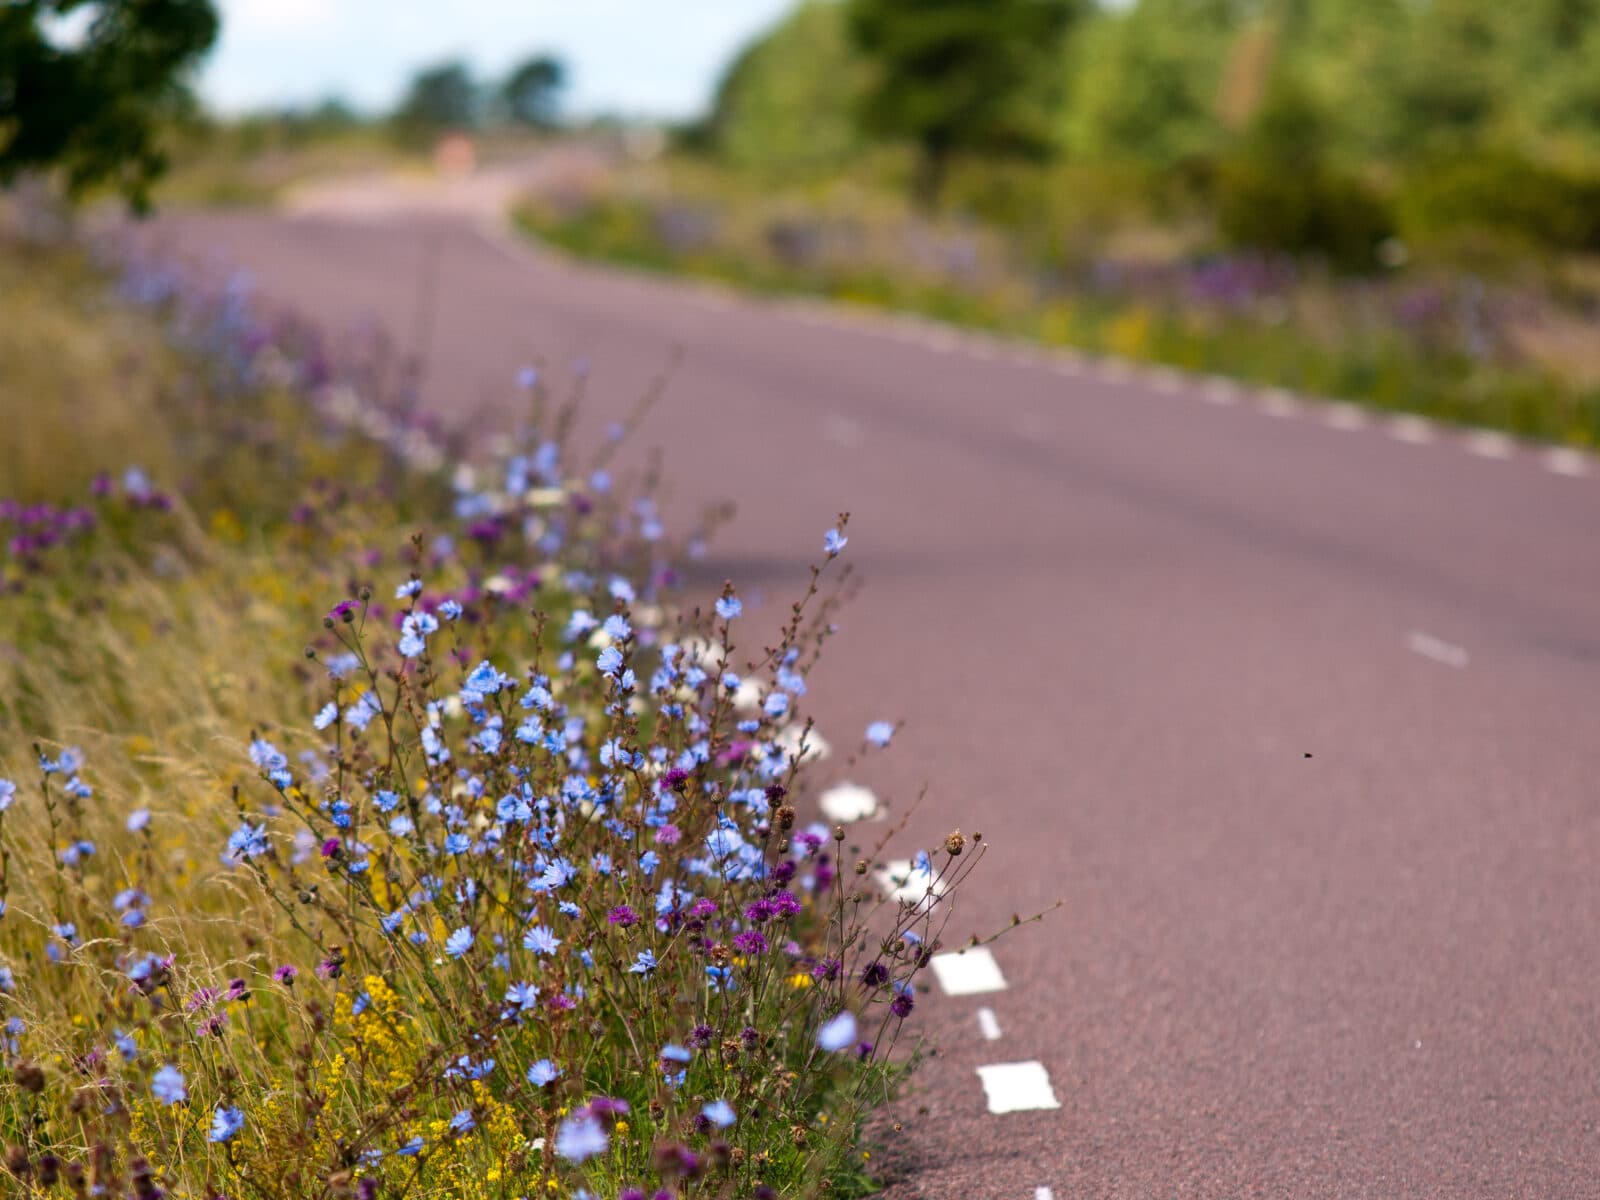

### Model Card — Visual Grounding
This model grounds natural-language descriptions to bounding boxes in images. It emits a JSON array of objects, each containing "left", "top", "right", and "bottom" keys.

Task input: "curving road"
[{"left": 154, "top": 197, "right": 1600, "bottom": 1200}]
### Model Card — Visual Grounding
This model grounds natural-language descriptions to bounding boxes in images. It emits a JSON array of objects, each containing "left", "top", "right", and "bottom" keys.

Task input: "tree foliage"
[
  {"left": 392, "top": 60, "right": 480, "bottom": 137},
  {"left": 500, "top": 54, "right": 565, "bottom": 128},
  {"left": 0, "top": 0, "right": 219, "bottom": 210},
  {"left": 1061, "top": 0, "right": 1243, "bottom": 166},
  {"left": 708, "top": 1, "right": 864, "bottom": 176},
  {"left": 1214, "top": 70, "right": 1393, "bottom": 266},
  {"left": 703, "top": 0, "right": 1600, "bottom": 255},
  {"left": 848, "top": 0, "right": 1082, "bottom": 205}
]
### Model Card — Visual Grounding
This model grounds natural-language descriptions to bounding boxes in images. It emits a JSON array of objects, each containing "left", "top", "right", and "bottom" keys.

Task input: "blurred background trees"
[
  {"left": 500, "top": 54, "right": 567, "bottom": 129},
  {"left": 389, "top": 54, "right": 569, "bottom": 143},
  {"left": 703, "top": 2, "right": 863, "bottom": 176},
  {"left": 0, "top": 0, "right": 219, "bottom": 210},
  {"left": 847, "top": 0, "right": 1084, "bottom": 206},
  {"left": 10, "top": 0, "right": 1600, "bottom": 268},
  {"left": 696, "top": 0, "right": 1600, "bottom": 266},
  {"left": 391, "top": 60, "right": 480, "bottom": 140}
]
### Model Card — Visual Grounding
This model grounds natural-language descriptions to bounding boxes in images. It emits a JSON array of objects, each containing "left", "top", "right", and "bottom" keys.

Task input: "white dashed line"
[
  {"left": 1323, "top": 403, "right": 1369, "bottom": 431},
  {"left": 818, "top": 782, "right": 878, "bottom": 823},
  {"left": 1258, "top": 388, "right": 1298, "bottom": 416},
  {"left": 977, "top": 1061, "right": 1061, "bottom": 1113},
  {"left": 1407, "top": 631, "right": 1469, "bottom": 669},
  {"left": 1465, "top": 430, "right": 1516, "bottom": 459},
  {"left": 930, "top": 947, "right": 1008, "bottom": 995},
  {"left": 1544, "top": 448, "right": 1591, "bottom": 477},
  {"left": 976, "top": 1007, "right": 1003, "bottom": 1040},
  {"left": 1035, "top": 1189, "right": 1055, "bottom": 1200},
  {"left": 1389, "top": 415, "right": 1435, "bottom": 444}
]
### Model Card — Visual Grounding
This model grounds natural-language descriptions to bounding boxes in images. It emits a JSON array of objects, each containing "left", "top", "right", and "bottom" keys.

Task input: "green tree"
[
  {"left": 708, "top": 0, "right": 864, "bottom": 176},
  {"left": 1214, "top": 69, "right": 1394, "bottom": 267},
  {"left": 1061, "top": 0, "right": 1243, "bottom": 168},
  {"left": 0, "top": 0, "right": 219, "bottom": 211},
  {"left": 1504, "top": 0, "right": 1600, "bottom": 156},
  {"left": 848, "top": 0, "right": 1081, "bottom": 206},
  {"left": 1284, "top": 0, "right": 1411, "bottom": 162},
  {"left": 392, "top": 60, "right": 479, "bottom": 137},
  {"left": 500, "top": 54, "right": 565, "bottom": 128},
  {"left": 1384, "top": 0, "right": 1508, "bottom": 154}
]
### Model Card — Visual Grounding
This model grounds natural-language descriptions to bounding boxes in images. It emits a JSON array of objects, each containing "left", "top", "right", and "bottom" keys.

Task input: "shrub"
[
  {"left": 1213, "top": 72, "right": 1395, "bottom": 271},
  {"left": 1396, "top": 153, "right": 1600, "bottom": 255},
  {"left": 1214, "top": 160, "right": 1394, "bottom": 270}
]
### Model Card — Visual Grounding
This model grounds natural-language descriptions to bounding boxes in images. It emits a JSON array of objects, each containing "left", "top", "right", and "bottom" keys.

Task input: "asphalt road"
[{"left": 152, "top": 206, "right": 1600, "bottom": 1199}]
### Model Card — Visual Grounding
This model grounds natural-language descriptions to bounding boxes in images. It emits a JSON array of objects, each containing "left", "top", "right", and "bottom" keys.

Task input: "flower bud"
[{"left": 12, "top": 1062, "right": 44, "bottom": 1094}]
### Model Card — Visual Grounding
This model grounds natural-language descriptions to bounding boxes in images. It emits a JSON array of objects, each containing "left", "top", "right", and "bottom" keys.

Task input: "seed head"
[
  {"left": 4, "top": 1145, "right": 29, "bottom": 1179},
  {"left": 945, "top": 830, "right": 965, "bottom": 856}
]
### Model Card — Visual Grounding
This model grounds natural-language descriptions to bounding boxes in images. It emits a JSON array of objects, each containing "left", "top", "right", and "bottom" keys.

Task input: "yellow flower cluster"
[{"left": 334, "top": 974, "right": 418, "bottom": 1091}]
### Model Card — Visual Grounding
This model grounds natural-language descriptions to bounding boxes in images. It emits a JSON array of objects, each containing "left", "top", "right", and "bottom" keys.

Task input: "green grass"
[{"left": 153, "top": 126, "right": 427, "bottom": 209}]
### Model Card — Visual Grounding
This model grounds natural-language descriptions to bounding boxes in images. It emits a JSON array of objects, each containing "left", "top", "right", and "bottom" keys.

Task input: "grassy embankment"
[{"left": 516, "top": 158, "right": 1600, "bottom": 448}]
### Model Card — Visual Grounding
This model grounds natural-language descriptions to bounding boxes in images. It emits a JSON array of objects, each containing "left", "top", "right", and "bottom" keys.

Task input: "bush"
[
  {"left": 1213, "top": 72, "right": 1395, "bottom": 270},
  {"left": 1396, "top": 153, "right": 1600, "bottom": 254},
  {"left": 1215, "top": 160, "right": 1394, "bottom": 270}
]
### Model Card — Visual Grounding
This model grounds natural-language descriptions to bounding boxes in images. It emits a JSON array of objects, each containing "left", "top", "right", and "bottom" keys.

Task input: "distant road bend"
[{"left": 154, "top": 182, "right": 1600, "bottom": 1199}]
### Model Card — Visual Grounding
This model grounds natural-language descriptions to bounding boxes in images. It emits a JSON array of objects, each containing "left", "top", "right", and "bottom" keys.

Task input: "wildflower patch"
[{"left": 0, "top": 236, "right": 1046, "bottom": 1198}]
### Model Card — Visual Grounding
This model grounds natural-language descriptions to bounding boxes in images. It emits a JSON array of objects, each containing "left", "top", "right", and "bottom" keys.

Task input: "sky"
[{"left": 200, "top": 0, "right": 800, "bottom": 119}]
